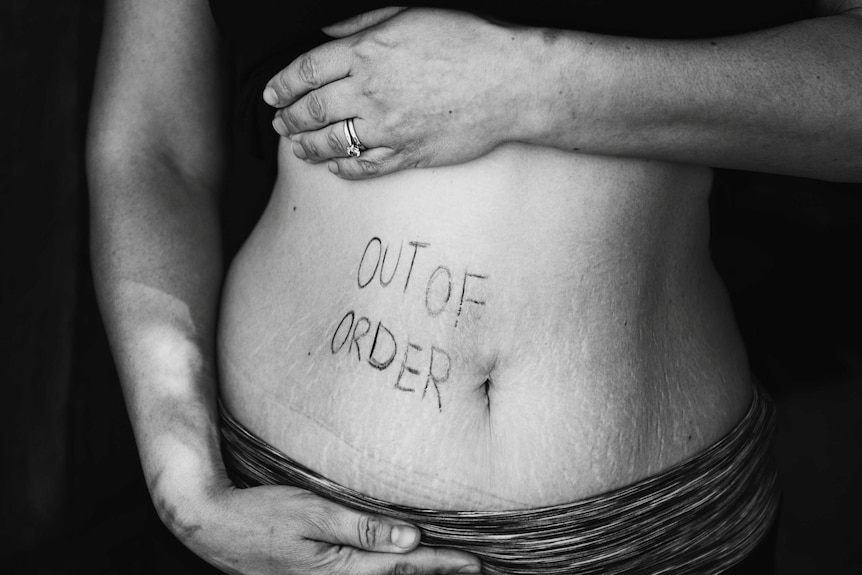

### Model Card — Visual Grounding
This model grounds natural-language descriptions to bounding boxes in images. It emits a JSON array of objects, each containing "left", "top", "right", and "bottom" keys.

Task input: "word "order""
[{"left": 330, "top": 311, "right": 450, "bottom": 410}]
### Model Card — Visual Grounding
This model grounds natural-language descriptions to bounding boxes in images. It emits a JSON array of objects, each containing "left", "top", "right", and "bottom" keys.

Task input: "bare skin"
[
  {"left": 268, "top": 5, "right": 862, "bottom": 181},
  {"left": 88, "top": 1, "right": 478, "bottom": 573},
  {"left": 218, "top": 123, "right": 754, "bottom": 511},
  {"left": 88, "top": 0, "right": 861, "bottom": 574}
]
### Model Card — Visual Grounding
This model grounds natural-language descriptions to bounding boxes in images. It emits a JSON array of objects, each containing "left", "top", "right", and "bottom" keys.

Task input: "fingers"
[
  {"left": 328, "top": 148, "right": 404, "bottom": 180},
  {"left": 197, "top": 484, "right": 482, "bottom": 575},
  {"left": 323, "top": 545, "right": 482, "bottom": 575},
  {"left": 302, "top": 493, "right": 482, "bottom": 574},
  {"left": 310, "top": 499, "right": 423, "bottom": 553},
  {"left": 279, "top": 101, "right": 409, "bottom": 180},
  {"left": 272, "top": 80, "right": 356, "bottom": 137},
  {"left": 287, "top": 117, "right": 408, "bottom": 180},
  {"left": 289, "top": 117, "right": 375, "bottom": 162},
  {"left": 264, "top": 41, "right": 351, "bottom": 108}
]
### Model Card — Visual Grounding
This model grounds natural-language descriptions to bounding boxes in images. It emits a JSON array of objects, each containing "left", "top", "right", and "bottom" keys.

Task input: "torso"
[{"left": 217, "top": 141, "right": 753, "bottom": 510}]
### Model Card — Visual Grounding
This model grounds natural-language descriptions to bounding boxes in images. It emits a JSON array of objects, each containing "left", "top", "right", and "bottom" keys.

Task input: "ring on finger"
[{"left": 343, "top": 118, "right": 366, "bottom": 158}]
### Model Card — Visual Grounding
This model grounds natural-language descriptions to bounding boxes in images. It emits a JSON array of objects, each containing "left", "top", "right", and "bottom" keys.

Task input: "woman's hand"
[
  {"left": 160, "top": 478, "right": 482, "bottom": 575},
  {"left": 264, "top": 8, "right": 538, "bottom": 179}
]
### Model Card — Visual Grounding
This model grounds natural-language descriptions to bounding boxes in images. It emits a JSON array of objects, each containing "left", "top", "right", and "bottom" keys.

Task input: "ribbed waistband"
[{"left": 219, "top": 384, "right": 780, "bottom": 574}]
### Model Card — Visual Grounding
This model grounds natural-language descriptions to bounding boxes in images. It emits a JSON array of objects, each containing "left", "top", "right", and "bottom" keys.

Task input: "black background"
[{"left": 1, "top": 2, "right": 860, "bottom": 573}]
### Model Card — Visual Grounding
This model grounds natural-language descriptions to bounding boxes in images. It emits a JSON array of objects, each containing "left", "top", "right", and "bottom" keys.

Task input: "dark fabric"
[
  {"left": 721, "top": 511, "right": 780, "bottom": 575},
  {"left": 207, "top": 0, "right": 817, "bottom": 187}
]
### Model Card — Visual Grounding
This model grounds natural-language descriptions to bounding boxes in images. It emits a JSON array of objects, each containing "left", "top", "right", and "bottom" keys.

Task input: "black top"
[{"left": 208, "top": 0, "right": 816, "bottom": 177}]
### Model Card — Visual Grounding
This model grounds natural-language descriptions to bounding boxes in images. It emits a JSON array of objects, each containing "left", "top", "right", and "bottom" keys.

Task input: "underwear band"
[{"left": 219, "top": 384, "right": 780, "bottom": 575}]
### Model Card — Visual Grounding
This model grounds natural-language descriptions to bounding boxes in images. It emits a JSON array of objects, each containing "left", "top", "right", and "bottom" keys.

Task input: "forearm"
[
  {"left": 88, "top": 152, "right": 226, "bottom": 512},
  {"left": 522, "top": 14, "right": 862, "bottom": 181}
]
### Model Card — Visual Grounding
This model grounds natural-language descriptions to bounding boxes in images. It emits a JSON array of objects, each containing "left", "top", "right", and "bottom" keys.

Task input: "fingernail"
[
  {"left": 263, "top": 87, "right": 279, "bottom": 106},
  {"left": 292, "top": 140, "right": 307, "bottom": 160},
  {"left": 391, "top": 525, "right": 418, "bottom": 549},
  {"left": 272, "top": 116, "right": 288, "bottom": 136},
  {"left": 327, "top": 161, "right": 339, "bottom": 174},
  {"left": 457, "top": 565, "right": 481, "bottom": 574}
]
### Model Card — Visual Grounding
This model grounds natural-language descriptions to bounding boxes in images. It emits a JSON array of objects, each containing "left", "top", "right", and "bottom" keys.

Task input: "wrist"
[
  {"left": 477, "top": 20, "right": 557, "bottom": 148},
  {"left": 511, "top": 27, "right": 635, "bottom": 153},
  {"left": 506, "top": 26, "right": 587, "bottom": 148}
]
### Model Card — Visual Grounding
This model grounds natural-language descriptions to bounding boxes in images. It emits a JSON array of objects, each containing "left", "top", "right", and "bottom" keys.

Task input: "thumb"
[
  {"left": 321, "top": 6, "right": 408, "bottom": 38},
  {"left": 314, "top": 502, "right": 422, "bottom": 553}
]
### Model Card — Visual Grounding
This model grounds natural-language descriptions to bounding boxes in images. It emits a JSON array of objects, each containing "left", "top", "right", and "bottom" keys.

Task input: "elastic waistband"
[{"left": 220, "top": 384, "right": 780, "bottom": 574}]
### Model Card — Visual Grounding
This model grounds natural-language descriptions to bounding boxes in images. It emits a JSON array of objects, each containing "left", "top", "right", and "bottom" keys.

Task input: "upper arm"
[
  {"left": 816, "top": 0, "right": 862, "bottom": 17},
  {"left": 88, "top": 0, "right": 228, "bottom": 192}
]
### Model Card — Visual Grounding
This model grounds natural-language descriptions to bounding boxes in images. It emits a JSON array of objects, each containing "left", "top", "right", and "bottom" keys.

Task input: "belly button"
[
  {"left": 478, "top": 376, "right": 493, "bottom": 414},
  {"left": 475, "top": 354, "right": 499, "bottom": 415}
]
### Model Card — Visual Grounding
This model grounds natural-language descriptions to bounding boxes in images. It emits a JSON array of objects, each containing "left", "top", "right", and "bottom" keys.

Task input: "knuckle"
[
  {"left": 284, "top": 108, "right": 301, "bottom": 132},
  {"left": 276, "top": 73, "right": 293, "bottom": 101},
  {"left": 306, "top": 92, "right": 327, "bottom": 123},
  {"left": 392, "top": 562, "right": 419, "bottom": 575},
  {"left": 298, "top": 54, "right": 318, "bottom": 86},
  {"left": 360, "top": 79, "right": 381, "bottom": 100},
  {"left": 367, "top": 29, "right": 398, "bottom": 51},
  {"left": 328, "top": 127, "right": 345, "bottom": 153},
  {"left": 304, "top": 137, "right": 321, "bottom": 158},
  {"left": 357, "top": 158, "right": 380, "bottom": 176},
  {"left": 357, "top": 515, "right": 382, "bottom": 548}
]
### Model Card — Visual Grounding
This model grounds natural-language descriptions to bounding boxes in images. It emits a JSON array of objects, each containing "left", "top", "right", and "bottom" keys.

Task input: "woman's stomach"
[{"left": 216, "top": 141, "right": 753, "bottom": 510}]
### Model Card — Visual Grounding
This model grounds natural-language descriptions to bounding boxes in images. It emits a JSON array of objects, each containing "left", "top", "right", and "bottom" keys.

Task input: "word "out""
[{"left": 356, "top": 237, "right": 487, "bottom": 327}]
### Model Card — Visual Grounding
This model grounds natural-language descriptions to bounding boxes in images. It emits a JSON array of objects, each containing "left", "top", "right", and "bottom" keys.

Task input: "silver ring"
[{"left": 343, "top": 118, "right": 365, "bottom": 158}]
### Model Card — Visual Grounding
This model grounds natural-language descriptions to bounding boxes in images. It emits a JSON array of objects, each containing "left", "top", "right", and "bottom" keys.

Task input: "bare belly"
[{"left": 216, "top": 140, "right": 753, "bottom": 510}]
